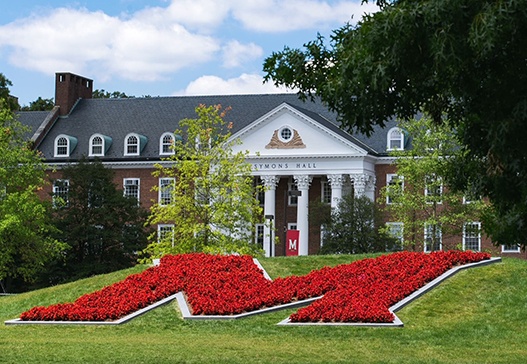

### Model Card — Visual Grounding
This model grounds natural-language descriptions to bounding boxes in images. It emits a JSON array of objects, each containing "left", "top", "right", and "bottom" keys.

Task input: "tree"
[
  {"left": 143, "top": 104, "right": 264, "bottom": 259},
  {"left": 263, "top": 0, "right": 527, "bottom": 248},
  {"left": 50, "top": 158, "right": 149, "bottom": 281},
  {"left": 20, "top": 97, "right": 54, "bottom": 111},
  {"left": 379, "top": 116, "right": 485, "bottom": 251},
  {"left": 319, "top": 193, "right": 397, "bottom": 254},
  {"left": 0, "top": 73, "right": 20, "bottom": 111},
  {"left": 0, "top": 98, "right": 64, "bottom": 292},
  {"left": 92, "top": 89, "right": 133, "bottom": 99}
]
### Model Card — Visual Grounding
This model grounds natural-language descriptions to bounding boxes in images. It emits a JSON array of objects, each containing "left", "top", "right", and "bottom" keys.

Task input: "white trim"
[
  {"left": 159, "top": 132, "right": 175, "bottom": 156},
  {"left": 54, "top": 134, "right": 71, "bottom": 157},
  {"left": 158, "top": 177, "right": 175, "bottom": 206},
  {"left": 89, "top": 133, "right": 105, "bottom": 157},
  {"left": 424, "top": 223, "right": 442, "bottom": 252},
  {"left": 123, "top": 178, "right": 140, "bottom": 204},
  {"left": 158, "top": 224, "right": 175, "bottom": 247},
  {"left": 387, "top": 127, "right": 404, "bottom": 151},
  {"left": 124, "top": 133, "right": 140, "bottom": 156},
  {"left": 463, "top": 222, "right": 481, "bottom": 252},
  {"left": 502, "top": 244, "right": 520, "bottom": 253}
]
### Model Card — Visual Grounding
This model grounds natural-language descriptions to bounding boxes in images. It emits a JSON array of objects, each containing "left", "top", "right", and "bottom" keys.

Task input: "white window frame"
[
  {"left": 124, "top": 133, "right": 140, "bottom": 156},
  {"left": 387, "top": 127, "right": 404, "bottom": 151},
  {"left": 52, "top": 179, "right": 70, "bottom": 208},
  {"left": 54, "top": 135, "right": 70, "bottom": 157},
  {"left": 158, "top": 224, "right": 175, "bottom": 247},
  {"left": 159, "top": 132, "right": 175, "bottom": 155},
  {"left": 89, "top": 134, "right": 105, "bottom": 157},
  {"left": 158, "top": 177, "right": 175, "bottom": 206},
  {"left": 288, "top": 180, "right": 298, "bottom": 206},
  {"left": 502, "top": 244, "right": 521, "bottom": 253},
  {"left": 123, "top": 178, "right": 140, "bottom": 204},
  {"left": 255, "top": 224, "right": 265, "bottom": 248},
  {"left": 386, "top": 222, "right": 404, "bottom": 250},
  {"left": 321, "top": 180, "right": 331, "bottom": 204},
  {"left": 425, "top": 174, "right": 443, "bottom": 204},
  {"left": 386, "top": 174, "right": 403, "bottom": 204},
  {"left": 463, "top": 222, "right": 481, "bottom": 252},
  {"left": 424, "top": 223, "right": 442, "bottom": 252}
]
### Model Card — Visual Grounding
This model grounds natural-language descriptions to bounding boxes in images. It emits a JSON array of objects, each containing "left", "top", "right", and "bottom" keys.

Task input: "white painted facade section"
[{"left": 230, "top": 103, "right": 377, "bottom": 256}]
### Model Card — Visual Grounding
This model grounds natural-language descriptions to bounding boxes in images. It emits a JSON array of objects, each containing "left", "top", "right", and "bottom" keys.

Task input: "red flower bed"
[{"left": 20, "top": 251, "right": 490, "bottom": 323}]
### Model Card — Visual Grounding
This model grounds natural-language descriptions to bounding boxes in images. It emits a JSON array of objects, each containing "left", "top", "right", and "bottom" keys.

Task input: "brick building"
[{"left": 16, "top": 72, "right": 523, "bottom": 258}]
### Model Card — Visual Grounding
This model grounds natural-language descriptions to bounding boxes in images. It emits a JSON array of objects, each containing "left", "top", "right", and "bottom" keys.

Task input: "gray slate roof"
[
  {"left": 25, "top": 93, "right": 397, "bottom": 161},
  {"left": 15, "top": 111, "right": 50, "bottom": 139}
]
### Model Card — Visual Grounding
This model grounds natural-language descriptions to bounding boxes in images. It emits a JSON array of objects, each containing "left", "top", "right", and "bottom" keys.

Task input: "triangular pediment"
[{"left": 230, "top": 103, "right": 368, "bottom": 157}]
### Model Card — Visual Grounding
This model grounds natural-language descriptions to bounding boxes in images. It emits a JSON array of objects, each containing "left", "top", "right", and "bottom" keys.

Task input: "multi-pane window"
[
  {"left": 125, "top": 134, "right": 139, "bottom": 155},
  {"left": 424, "top": 223, "right": 442, "bottom": 252},
  {"left": 90, "top": 135, "right": 103, "bottom": 156},
  {"left": 288, "top": 180, "right": 298, "bottom": 205},
  {"left": 159, "top": 178, "right": 175, "bottom": 206},
  {"left": 425, "top": 175, "right": 443, "bottom": 204},
  {"left": 386, "top": 174, "right": 403, "bottom": 204},
  {"left": 55, "top": 136, "right": 69, "bottom": 156},
  {"left": 52, "top": 179, "right": 69, "bottom": 207},
  {"left": 321, "top": 180, "right": 332, "bottom": 204},
  {"left": 387, "top": 127, "right": 404, "bottom": 150},
  {"left": 463, "top": 222, "right": 481, "bottom": 252},
  {"left": 386, "top": 222, "right": 404, "bottom": 250},
  {"left": 158, "top": 224, "right": 175, "bottom": 247},
  {"left": 502, "top": 244, "right": 521, "bottom": 253},
  {"left": 160, "top": 133, "right": 175, "bottom": 155},
  {"left": 255, "top": 224, "right": 265, "bottom": 249},
  {"left": 123, "top": 178, "right": 140, "bottom": 204}
]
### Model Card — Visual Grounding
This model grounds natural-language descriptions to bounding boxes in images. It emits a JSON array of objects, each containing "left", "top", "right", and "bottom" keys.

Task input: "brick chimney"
[{"left": 55, "top": 72, "right": 93, "bottom": 116}]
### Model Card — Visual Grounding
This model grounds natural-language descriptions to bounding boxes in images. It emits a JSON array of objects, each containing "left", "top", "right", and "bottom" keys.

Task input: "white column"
[
  {"left": 327, "top": 174, "right": 344, "bottom": 209},
  {"left": 261, "top": 175, "right": 280, "bottom": 257},
  {"left": 350, "top": 173, "right": 376, "bottom": 200},
  {"left": 294, "top": 175, "right": 312, "bottom": 256}
]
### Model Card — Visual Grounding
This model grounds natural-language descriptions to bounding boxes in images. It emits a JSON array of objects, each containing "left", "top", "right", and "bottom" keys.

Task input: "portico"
[{"left": 230, "top": 102, "right": 377, "bottom": 257}]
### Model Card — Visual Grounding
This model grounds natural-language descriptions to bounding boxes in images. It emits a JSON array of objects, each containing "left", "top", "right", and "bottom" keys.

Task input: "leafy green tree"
[
  {"left": 144, "top": 105, "right": 264, "bottom": 259},
  {"left": 379, "top": 116, "right": 485, "bottom": 251},
  {"left": 50, "top": 158, "right": 149, "bottom": 281},
  {"left": 0, "top": 98, "right": 64, "bottom": 291},
  {"left": 320, "top": 194, "right": 397, "bottom": 254},
  {"left": 0, "top": 73, "right": 20, "bottom": 111},
  {"left": 92, "top": 89, "right": 132, "bottom": 99},
  {"left": 20, "top": 97, "right": 55, "bottom": 111},
  {"left": 263, "top": 0, "right": 527, "bottom": 248}
]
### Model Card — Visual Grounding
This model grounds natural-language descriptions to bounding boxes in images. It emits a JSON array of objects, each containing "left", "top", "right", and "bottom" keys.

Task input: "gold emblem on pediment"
[{"left": 265, "top": 129, "right": 306, "bottom": 149}]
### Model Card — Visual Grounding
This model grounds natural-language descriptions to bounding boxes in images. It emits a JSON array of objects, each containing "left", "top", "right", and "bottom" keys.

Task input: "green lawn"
[{"left": 1, "top": 254, "right": 526, "bottom": 363}]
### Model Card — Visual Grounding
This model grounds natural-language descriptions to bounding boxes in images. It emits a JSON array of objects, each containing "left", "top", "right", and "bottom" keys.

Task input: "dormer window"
[
  {"left": 160, "top": 132, "right": 175, "bottom": 155},
  {"left": 89, "top": 134, "right": 112, "bottom": 157},
  {"left": 54, "top": 134, "right": 78, "bottom": 157},
  {"left": 124, "top": 133, "right": 147, "bottom": 156},
  {"left": 387, "top": 127, "right": 405, "bottom": 150}
]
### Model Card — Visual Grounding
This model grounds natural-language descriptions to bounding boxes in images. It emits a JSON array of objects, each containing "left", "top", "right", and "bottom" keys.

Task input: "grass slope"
[{"left": 1, "top": 254, "right": 526, "bottom": 364}]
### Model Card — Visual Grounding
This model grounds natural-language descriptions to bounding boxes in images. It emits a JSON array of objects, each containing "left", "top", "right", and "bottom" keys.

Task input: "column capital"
[
  {"left": 350, "top": 173, "right": 376, "bottom": 196},
  {"left": 260, "top": 175, "right": 280, "bottom": 189},
  {"left": 293, "top": 175, "right": 313, "bottom": 190},
  {"left": 327, "top": 174, "right": 344, "bottom": 188}
]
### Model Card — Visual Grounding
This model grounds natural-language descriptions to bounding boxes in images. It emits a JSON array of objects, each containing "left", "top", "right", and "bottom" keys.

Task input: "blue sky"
[{"left": 0, "top": 0, "right": 377, "bottom": 106}]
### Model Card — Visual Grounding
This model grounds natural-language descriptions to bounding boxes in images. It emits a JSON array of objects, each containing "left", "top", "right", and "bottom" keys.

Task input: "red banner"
[{"left": 285, "top": 230, "right": 299, "bottom": 256}]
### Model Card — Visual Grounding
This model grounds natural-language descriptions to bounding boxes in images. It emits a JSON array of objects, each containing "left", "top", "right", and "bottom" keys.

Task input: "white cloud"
[
  {"left": 222, "top": 41, "right": 263, "bottom": 69},
  {"left": 0, "top": 6, "right": 220, "bottom": 81},
  {"left": 175, "top": 74, "right": 296, "bottom": 95},
  {"left": 230, "top": 0, "right": 378, "bottom": 32}
]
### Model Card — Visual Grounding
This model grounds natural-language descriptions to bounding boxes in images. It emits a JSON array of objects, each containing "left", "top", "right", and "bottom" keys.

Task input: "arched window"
[
  {"left": 89, "top": 134, "right": 112, "bottom": 157},
  {"left": 160, "top": 132, "right": 175, "bottom": 155},
  {"left": 387, "top": 127, "right": 405, "bottom": 150},
  {"left": 124, "top": 133, "right": 147, "bottom": 156},
  {"left": 90, "top": 135, "right": 103, "bottom": 156},
  {"left": 54, "top": 134, "right": 77, "bottom": 157}
]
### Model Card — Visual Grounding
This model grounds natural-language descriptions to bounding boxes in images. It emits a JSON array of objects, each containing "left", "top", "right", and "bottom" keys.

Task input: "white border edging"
[
  {"left": 277, "top": 257, "right": 502, "bottom": 327},
  {"left": 4, "top": 257, "right": 501, "bottom": 327}
]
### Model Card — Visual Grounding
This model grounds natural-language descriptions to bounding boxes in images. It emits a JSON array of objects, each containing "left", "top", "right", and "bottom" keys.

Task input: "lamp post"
[
  {"left": 283, "top": 189, "right": 302, "bottom": 255},
  {"left": 264, "top": 214, "right": 274, "bottom": 257}
]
